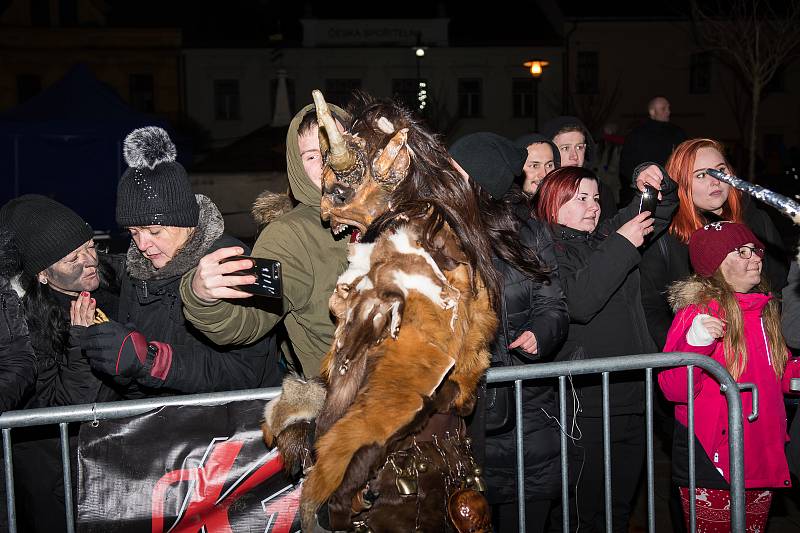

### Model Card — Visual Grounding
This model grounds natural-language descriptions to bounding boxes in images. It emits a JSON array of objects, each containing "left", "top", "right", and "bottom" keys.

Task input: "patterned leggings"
[{"left": 679, "top": 487, "right": 773, "bottom": 533}]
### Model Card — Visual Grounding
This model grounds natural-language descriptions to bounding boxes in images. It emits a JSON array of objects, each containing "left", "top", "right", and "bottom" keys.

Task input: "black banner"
[{"left": 77, "top": 400, "right": 301, "bottom": 533}]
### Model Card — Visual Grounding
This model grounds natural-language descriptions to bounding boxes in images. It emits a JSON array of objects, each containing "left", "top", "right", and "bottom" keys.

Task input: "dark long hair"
[
  {"left": 473, "top": 183, "right": 550, "bottom": 285},
  {"left": 353, "top": 95, "right": 502, "bottom": 306}
]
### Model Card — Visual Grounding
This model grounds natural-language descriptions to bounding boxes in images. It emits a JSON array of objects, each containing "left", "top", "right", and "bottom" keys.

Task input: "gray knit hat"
[
  {"left": 116, "top": 127, "right": 199, "bottom": 228},
  {"left": 0, "top": 195, "right": 94, "bottom": 277}
]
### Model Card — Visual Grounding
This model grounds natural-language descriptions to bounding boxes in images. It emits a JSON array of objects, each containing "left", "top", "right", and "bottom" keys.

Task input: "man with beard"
[
  {"left": 180, "top": 104, "right": 350, "bottom": 378},
  {"left": 0, "top": 195, "right": 122, "bottom": 532}
]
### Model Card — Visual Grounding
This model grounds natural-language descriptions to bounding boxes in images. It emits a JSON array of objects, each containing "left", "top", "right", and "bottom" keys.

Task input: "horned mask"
[{"left": 312, "top": 90, "right": 413, "bottom": 236}]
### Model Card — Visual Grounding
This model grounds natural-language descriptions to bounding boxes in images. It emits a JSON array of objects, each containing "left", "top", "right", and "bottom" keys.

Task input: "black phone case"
[
  {"left": 222, "top": 256, "right": 283, "bottom": 298},
  {"left": 638, "top": 185, "right": 659, "bottom": 215}
]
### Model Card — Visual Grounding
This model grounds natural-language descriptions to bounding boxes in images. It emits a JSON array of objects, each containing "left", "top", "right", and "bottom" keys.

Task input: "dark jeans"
[{"left": 550, "top": 414, "right": 645, "bottom": 533}]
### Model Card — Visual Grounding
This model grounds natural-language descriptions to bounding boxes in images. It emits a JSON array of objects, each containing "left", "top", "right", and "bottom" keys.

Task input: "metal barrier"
[
  {"left": 0, "top": 352, "right": 748, "bottom": 533},
  {"left": 486, "top": 351, "right": 749, "bottom": 533}
]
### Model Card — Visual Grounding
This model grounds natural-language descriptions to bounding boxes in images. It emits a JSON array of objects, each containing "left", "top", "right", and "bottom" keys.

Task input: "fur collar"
[
  {"left": 126, "top": 194, "right": 224, "bottom": 281},
  {"left": 667, "top": 276, "right": 770, "bottom": 313},
  {"left": 667, "top": 277, "right": 716, "bottom": 312}
]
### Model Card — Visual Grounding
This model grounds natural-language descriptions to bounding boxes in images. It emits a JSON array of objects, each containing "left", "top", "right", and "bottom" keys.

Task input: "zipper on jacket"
[
  {"left": 760, "top": 317, "right": 772, "bottom": 366},
  {"left": 142, "top": 280, "right": 148, "bottom": 299}
]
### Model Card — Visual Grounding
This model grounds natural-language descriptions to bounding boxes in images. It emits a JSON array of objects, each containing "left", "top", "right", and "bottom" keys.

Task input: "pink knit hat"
[{"left": 688, "top": 221, "right": 764, "bottom": 277}]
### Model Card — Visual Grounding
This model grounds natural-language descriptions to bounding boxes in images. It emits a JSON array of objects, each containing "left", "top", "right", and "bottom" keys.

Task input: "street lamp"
[{"left": 523, "top": 60, "right": 549, "bottom": 130}]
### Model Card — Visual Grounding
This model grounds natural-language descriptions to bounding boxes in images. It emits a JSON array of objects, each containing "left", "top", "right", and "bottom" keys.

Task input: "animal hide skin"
[{"left": 300, "top": 223, "right": 496, "bottom": 521}]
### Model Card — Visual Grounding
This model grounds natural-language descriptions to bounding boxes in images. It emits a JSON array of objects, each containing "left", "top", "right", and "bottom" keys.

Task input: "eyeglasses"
[{"left": 733, "top": 245, "right": 764, "bottom": 259}]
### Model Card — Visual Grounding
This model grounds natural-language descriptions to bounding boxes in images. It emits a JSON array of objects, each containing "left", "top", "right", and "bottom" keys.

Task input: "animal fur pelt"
[
  {"left": 251, "top": 190, "right": 294, "bottom": 227},
  {"left": 262, "top": 375, "right": 326, "bottom": 476},
  {"left": 299, "top": 222, "right": 495, "bottom": 528}
]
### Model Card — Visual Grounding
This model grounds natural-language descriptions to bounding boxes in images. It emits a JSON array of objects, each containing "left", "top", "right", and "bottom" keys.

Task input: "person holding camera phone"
[
  {"left": 535, "top": 162, "right": 676, "bottom": 532},
  {"left": 76, "top": 127, "right": 282, "bottom": 394},
  {"left": 180, "top": 104, "right": 351, "bottom": 378},
  {"left": 450, "top": 133, "right": 569, "bottom": 533}
]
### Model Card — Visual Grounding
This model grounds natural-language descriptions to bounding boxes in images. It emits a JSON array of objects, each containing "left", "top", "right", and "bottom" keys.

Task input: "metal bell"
[
  {"left": 396, "top": 471, "right": 418, "bottom": 495},
  {"left": 472, "top": 475, "right": 487, "bottom": 492}
]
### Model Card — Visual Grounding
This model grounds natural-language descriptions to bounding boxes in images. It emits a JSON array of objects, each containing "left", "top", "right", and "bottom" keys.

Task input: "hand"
[
  {"left": 635, "top": 164, "right": 664, "bottom": 200},
  {"left": 701, "top": 316, "right": 725, "bottom": 339},
  {"left": 616, "top": 211, "right": 655, "bottom": 248},
  {"left": 509, "top": 330, "right": 538, "bottom": 355},
  {"left": 191, "top": 246, "right": 257, "bottom": 302},
  {"left": 82, "top": 322, "right": 173, "bottom": 387},
  {"left": 70, "top": 291, "right": 96, "bottom": 327}
]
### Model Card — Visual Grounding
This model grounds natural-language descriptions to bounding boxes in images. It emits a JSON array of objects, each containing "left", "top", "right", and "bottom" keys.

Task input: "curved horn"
[
  {"left": 312, "top": 90, "right": 356, "bottom": 172},
  {"left": 372, "top": 128, "right": 408, "bottom": 178}
]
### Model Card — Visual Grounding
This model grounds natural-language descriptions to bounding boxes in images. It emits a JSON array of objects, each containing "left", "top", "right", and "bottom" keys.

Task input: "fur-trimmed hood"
[
  {"left": 126, "top": 194, "right": 224, "bottom": 281},
  {"left": 667, "top": 276, "right": 726, "bottom": 313},
  {"left": 251, "top": 190, "right": 294, "bottom": 227}
]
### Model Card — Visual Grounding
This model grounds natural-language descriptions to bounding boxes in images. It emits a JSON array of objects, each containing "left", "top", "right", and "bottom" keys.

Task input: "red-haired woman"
[
  {"left": 639, "top": 138, "right": 787, "bottom": 350},
  {"left": 536, "top": 163, "right": 678, "bottom": 532}
]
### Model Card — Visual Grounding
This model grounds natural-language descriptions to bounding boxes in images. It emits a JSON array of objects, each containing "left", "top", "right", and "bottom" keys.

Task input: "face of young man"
[
  {"left": 553, "top": 131, "right": 587, "bottom": 167},
  {"left": 522, "top": 142, "right": 556, "bottom": 195}
]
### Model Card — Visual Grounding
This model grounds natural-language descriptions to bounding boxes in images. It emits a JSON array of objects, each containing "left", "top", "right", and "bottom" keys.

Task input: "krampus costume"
[{"left": 262, "top": 92, "right": 498, "bottom": 532}]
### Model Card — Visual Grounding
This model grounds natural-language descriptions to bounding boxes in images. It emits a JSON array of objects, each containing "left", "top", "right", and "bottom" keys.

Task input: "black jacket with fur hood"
[
  {"left": 118, "top": 195, "right": 282, "bottom": 393},
  {"left": 0, "top": 229, "right": 36, "bottom": 411}
]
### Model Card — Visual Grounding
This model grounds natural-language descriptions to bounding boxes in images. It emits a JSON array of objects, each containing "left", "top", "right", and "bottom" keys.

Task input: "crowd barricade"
[
  {"left": 0, "top": 352, "right": 748, "bottom": 532},
  {"left": 486, "top": 351, "right": 749, "bottom": 533}
]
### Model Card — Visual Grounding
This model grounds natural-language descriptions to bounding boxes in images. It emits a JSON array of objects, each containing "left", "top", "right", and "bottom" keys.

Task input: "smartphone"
[
  {"left": 638, "top": 185, "right": 658, "bottom": 216},
  {"left": 221, "top": 255, "right": 283, "bottom": 298}
]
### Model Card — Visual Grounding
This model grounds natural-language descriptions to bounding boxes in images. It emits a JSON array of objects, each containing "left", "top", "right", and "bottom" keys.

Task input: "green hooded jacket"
[{"left": 180, "top": 103, "right": 350, "bottom": 377}]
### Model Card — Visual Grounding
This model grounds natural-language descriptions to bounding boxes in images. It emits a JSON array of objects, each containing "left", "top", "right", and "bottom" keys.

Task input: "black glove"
[{"left": 82, "top": 321, "right": 173, "bottom": 388}]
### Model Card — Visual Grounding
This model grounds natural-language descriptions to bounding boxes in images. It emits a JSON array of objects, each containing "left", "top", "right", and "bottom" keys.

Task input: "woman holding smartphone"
[
  {"left": 74, "top": 127, "right": 282, "bottom": 394},
  {"left": 536, "top": 163, "right": 677, "bottom": 532}
]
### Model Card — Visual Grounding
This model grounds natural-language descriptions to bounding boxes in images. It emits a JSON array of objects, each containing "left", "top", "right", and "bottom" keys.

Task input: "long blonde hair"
[{"left": 685, "top": 273, "right": 787, "bottom": 380}]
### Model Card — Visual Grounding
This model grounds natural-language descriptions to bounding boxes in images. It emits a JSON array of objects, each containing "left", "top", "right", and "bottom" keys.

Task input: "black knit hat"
[
  {"left": 449, "top": 132, "right": 526, "bottom": 199},
  {"left": 116, "top": 127, "right": 199, "bottom": 228},
  {"left": 0, "top": 195, "right": 94, "bottom": 278}
]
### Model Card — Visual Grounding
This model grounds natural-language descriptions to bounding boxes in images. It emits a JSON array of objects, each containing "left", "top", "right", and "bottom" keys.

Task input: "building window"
[
  {"left": 324, "top": 79, "right": 362, "bottom": 108},
  {"left": 129, "top": 74, "right": 155, "bottom": 113},
  {"left": 512, "top": 78, "right": 536, "bottom": 118},
  {"left": 458, "top": 78, "right": 482, "bottom": 118},
  {"left": 690, "top": 52, "right": 711, "bottom": 94},
  {"left": 59, "top": 0, "right": 78, "bottom": 26},
  {"left": 30, "top": 0, "right": 50, "bottom": 26},
  {"left": 17, "top": 74, "right": 42, "bottom": 104},
  {"left": 392, "top": 78, "right": 426, "bottom": 110},
  {"left": 576, "top": 51, "right": 599, "bottom": 94},
  {"left": 214, "top": 79, "right": 240, "bottom": 121}
]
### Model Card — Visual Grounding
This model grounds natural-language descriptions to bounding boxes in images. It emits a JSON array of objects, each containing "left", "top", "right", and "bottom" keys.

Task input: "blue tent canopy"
[{"left": 0, "top": 64, "right": 170, "bottom": 231}]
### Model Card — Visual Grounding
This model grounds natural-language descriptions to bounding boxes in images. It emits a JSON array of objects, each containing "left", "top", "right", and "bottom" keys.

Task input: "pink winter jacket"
[{"left": 659, "top": 287, "right": 800, "bottom": 489}]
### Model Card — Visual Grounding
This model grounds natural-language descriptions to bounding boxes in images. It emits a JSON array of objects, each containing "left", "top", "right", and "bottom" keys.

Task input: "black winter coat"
[
  {"left": 0, "top": 286, "right": 36, "bottom": 412},
  {"left": 115, "top": 195, "right": 281, "bottom": 394},
  {"left": 639, "top": 197, "right": 789, "bottom": 349},
  {"left": 482, "top": 219, "right": 569, "bottom": 502},
  {"left": 551, "top": 172, "right": 678, "bottom": 416}
]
